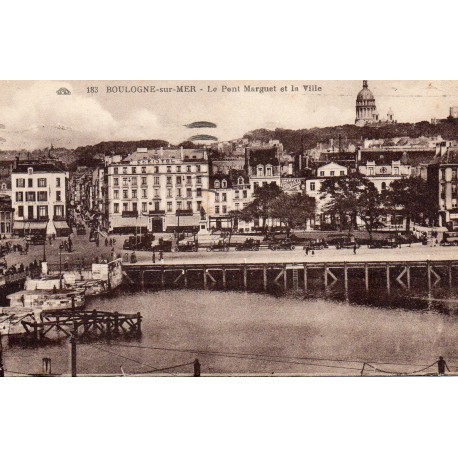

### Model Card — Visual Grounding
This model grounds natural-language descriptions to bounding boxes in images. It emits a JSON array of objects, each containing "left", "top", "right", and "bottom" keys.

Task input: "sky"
[{"left": 0, "top": 80, "right": 457, "bottom": 150}]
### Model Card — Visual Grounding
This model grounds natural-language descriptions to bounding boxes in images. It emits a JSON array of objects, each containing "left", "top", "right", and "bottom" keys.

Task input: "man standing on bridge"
[{"left": 437, "top": 356, "right": 450, "bottom": 376}]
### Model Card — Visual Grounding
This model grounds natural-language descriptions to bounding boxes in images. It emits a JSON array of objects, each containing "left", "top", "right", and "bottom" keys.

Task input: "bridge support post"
[
  {"left": 364, "top": 264, "right": 369, "bottom": 291},
  {"left": 263, "top": 266, "right": 267, "bottom": 291},
  {"left": 203, "top": 268, "right": 207, "bottom": 289},
  {"left": 449, "top": 263, "right": 453, "bottom": 287},
  {"left": 283, "top": 267, "right": 287, "bottom": 291},
  {"left": 161, "top": 267, "right": 165, "bottom": 289},
  {"left": 344, "top": 263, "right": 348, "bottom": 293},
  {"left": 243, "top": 266, "right": 247, "bottom": 290},
  {"left": 324, "top": 264, "right": 328, "bottom": 288},
  {"left": 184, "top": 268, "right": 188, "bottom": 288},
  {"left": 427, "top": 261, "right": 431, "bottom": 291},
  {"left": 222, "top": 268, "right": 226, "bottom": 289},
  {"left": 406, "top": 265, "right": 411, "bottom": 290},
  {"left": 303, "top": 264, "right": 308, "bottom": 292},
  {"left": 386, "top": 264, "right": 390, "bottom": 293}
]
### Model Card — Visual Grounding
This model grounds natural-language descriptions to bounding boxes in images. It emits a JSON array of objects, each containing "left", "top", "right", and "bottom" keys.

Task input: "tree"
[
  {"left": 269, "top": 194, "right": 316, "bottom": 235},
  {"left": 238, "top": 182, "right": 282, "bottom": 232},
  {"left": 320, "top": 173, "right": 385, "bottom": 240},
  {"left": 384, "top": 176, "right": 438, "bottom": 232}
]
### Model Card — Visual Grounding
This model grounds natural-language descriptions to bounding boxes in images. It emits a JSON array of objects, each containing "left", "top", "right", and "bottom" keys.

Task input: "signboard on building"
[{"left": 281, "top": 178, "right": 305, "bottom": 194}]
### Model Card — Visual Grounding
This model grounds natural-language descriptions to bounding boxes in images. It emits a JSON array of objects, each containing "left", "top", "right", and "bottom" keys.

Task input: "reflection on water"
[{"left": 2, "top": 283, "right": 458, "bottom": 376}]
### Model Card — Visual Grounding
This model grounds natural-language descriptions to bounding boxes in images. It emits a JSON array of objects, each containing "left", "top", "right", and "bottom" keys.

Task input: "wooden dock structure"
[
  {"left": 123, "top": 260, "right": 458, "bottom": 293},
  {"left": 22, "top": 310, "right": 142, "bottom": 341}
]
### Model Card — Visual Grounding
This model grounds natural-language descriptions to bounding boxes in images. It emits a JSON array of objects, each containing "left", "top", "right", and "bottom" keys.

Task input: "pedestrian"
[
  {"left": 152, "top": 251, "right": 156, "bottom": 263},
  {"left": 437, "top": 356, "right": 450, "bottom": 376},
  {"left": 305, "top": 246, "right": 309, "bottom": 256},
  {"left": 159, "top": 249, "right": 163, "bottom": 261},
  {"left": 105, "top": 238, "right": 108, "bottom": 247},
  {"left": 353, "top": 243, "right": 357, "bottom": 254},
  {"left": 311, "top": 250, "right": 315, "bottom": 256}
]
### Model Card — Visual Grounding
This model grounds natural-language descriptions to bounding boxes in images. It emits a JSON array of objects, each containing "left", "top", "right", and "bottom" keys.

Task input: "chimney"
[{"left": 244, "top": 147, "right": 249, "bottom": 174}]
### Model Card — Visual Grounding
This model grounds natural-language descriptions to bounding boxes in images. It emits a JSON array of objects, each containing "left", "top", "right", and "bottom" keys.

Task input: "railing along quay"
[{"left": 122, "top": 259, "right": 458, "bottom": 292}]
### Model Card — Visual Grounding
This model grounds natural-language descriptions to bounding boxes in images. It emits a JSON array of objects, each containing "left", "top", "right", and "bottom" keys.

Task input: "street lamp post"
[{"left": 59, "top": 243, "right": 63, "bottom": 289}]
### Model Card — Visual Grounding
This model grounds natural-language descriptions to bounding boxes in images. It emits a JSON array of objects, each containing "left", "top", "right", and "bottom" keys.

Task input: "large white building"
[
  {"left": 12, "top": 160, "right": 70, "bottom": 236},
  {"left": 106, "top": 148, "right": 209, "bottom": 233}
]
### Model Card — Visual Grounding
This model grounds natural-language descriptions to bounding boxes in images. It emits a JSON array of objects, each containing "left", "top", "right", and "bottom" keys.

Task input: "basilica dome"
[{"left": 356, "top": 81, "right": 375, "bottom": 103}]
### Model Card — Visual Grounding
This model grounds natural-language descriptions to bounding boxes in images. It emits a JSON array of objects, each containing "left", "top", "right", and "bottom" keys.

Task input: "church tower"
[{"left": 355, "top": 80, "right": 378, "bottom": 126}]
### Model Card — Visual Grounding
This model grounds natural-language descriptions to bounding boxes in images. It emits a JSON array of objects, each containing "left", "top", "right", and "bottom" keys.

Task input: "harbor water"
[{"left": 2, "top": 283, "right": 458, "bottom": 376}]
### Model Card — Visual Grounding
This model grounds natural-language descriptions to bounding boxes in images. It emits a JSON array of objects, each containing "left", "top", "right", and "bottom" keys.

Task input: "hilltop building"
[{"left": 355, "top": 81, "right": 396, "bottom": 127}]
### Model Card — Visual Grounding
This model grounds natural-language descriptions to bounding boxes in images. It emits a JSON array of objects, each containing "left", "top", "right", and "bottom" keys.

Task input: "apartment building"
[
  {"left": 11, "top": 160, "right": 70, "bottom": 236},
  {"left": 106, "top": 148, "right": 209, "bottom": 233}
]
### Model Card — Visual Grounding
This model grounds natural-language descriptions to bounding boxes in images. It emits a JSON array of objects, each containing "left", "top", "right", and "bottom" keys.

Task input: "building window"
[
  {"left": 394, "top": 167, "right": 399, "bottom": 175},
  {"left": 167, "top": 188, "right": 172, "bottom": 198},
  {"left": 37, "top": 191, "right": 47, "bottom": 201},
  {"left": 196, "top": 188, "right": 202, "bottom": 197},
  {"left": 114, "top": 190, "right": 119, "bottom": 199},
  {"left": 123, "top": 177, "right": 128, "bottom": 186},
  {"left": 222, "top": 193, "right": 227, "bottom": 202},
  {"left": 368, "top": 167, "right": 374, "bottom": 176},
  {"left": 381, "top": 182, "right": 387, "bottom": 191},
  {"left": 123, "top": 190, "right": 128, "bottom": 199},
  {"left": 28, "top": 178, "right": 33, "bottom": 187},
  {"left": 56, "top": 191, "right": 61, "bottom": 201},
  {"left": 177, "top": 188, "right": 182, "bottom": 197},
  {"left": 132, "top": 167, "right": 136, "bottom": 174},
  {"left": 132, "top": 177, "right": 137, "bottom": 186},
  {"left": 266, "top": 167, "right": 272, "bottom": 176},
  {"left": 238, "top": 177, "right": 244, "bottom": 185},
  {"left": 215, "top": 193, "right": 220, "bottom": 203},
  {"left": 222, "top": 180, "right": 227, "bottom": 188},
  {"left": 154, "top": 166, "right": 159, "bottom": 173},
  {"left": 16, "top": 192, "right": 23, "bottom": 202},
  {"left": 166, "top": 176, "right": 172, "bottom": 186},
  {"left": 177, "top": 166, "right": 181, "bottom": 173},
  {"left": 167, "top": 202, "right": 172, "bottom": 212},
  {"left": 38, "top": 178, "right": 47, "bottom": 187},
  {"left": 214, "top": 180, "right": 220, "bottom": 189},
  {"left": 114, "top": 178, "right": 119, "bottom": 186},
  {"left": 330, "top": 171, "right": 335, "bottom": 176},
  {"left": 340, "top": 171, "right": 345, "bottom": 176},
  {"left": 319, "top": 171, "right": 324, "bottom": 177},
  {"left": 235, "top": 203, "right": 239, "bottom": 210},
  {"left": 153, "top": 177, "right": 159, "bottom": 186},
  {"left": 56, "top": 177, "right": 61, "bottom": 187},
  {"left": 142, "top": 202, "right": 147, "bottom": 212},
  {"left": 186, "top": 176, "right": 192, "bottom": 185},
  {"left": 196, "top": 176, "right": 202, "bottom": 185},
  {"left": 142, "top": 189, "right": 147, "bottom": 198},
  {"left": 141, "top": 167, "right": 146, "bottom": 174},
  {"left": 215, "top": 205, "right": 220, "bottom": 214},
  {"left": 187, "top": 201, "right": 192, "bottom": 210},
  {"left": 132, "top": 189, "right": 137, "bottom": 198},
  {"left": 310, "top": 182, "right": 315, "bottom": 191},
  {"left": 154, "top": 189, "right": 159, "bottom": 198},
  {"left": 167, "top": 166, "right": 172, "bottom": 173},
  {"left": 141, "top": 177, "right": 147, "bottom": 186},
  {"left": 114, "top": 168, "right": 118, "bottom": 175},
  {"left": 243, "top": 190, "right": 247, "bottom": 198},
  {"left": 28, "top": 167, "right": 33, "bottom": 175},
  {"left": 177, "top": 201, "right": 182, "bottom": 210},
  {"left": 257, "top": 166, "right": 263, "bottom": 176},
  {"left": 123, "top": 203, "right": 128, "bottom": 212},
  {"left": 38, "top": 206, "right": 48, "bottom": 218},
  {"left": 122, "top": 167, "right": 127, "bottom": 174},
  {"left": 18, "top": 206, "right": 23, "bottom": 217},
  {"left": 16, "top": 178, "right": 25, "bottom": 187},
  {"left": 132, "top": 202, "right": 137, "bottom": 213},
  {"left": 176, "top": 176, "right": 182, "bottom": 186},
  {"left": 54, "top": 205, "right": 64, "bottom": 217},
  {"left": 26, "top": 191, "right": 36, "bottom": 202},
  {"left": 196, "top": 165, "right": 201, "bottom": 172},
  {"left": 154, "top": 201, "right": 160, "bottom": 211},
  {"left": 114, "top": 203, "right": 119, "bottom": 213},
  {"left": 186, "top": 165, "right": 191, "bottom": 172},
  {"left": 186, "top": 188, "right": 192, "bottom": 198},
  {"left": 222, "top": 205, "right": 227, "bottom": 214}
]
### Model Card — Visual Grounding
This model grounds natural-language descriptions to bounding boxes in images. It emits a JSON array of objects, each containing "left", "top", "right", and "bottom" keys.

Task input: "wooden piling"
[
  {"left": 263, "top": 266, "right": 267, "bottom": 291},
  {"left": 364, "top": 264, "right": 369, "bottom": 290}
]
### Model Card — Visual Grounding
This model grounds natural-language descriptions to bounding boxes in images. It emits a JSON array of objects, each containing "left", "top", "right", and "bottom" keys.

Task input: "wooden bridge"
[
  {"left": 123, "top": 260, "right": 458, "bottom": 293},
  {"left": 22, "top": 310, "right": 142, "bottom": 341}
]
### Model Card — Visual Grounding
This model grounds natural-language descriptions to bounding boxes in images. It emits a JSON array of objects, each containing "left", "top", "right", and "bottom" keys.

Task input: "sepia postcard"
[{"left": 1, "top": 80, "right": 458, "bottom": 377}]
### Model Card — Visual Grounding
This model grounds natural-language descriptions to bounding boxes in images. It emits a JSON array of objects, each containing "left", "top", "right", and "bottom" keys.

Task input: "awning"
[
  {"left": 28, "top": 222, "right": 48, "bottom": 230},
  {"left": 13, "top": 221, "right": 26, "bottom": 230},
  {"left": 53, "top": 221, "right": 70, "bottom": 229}
]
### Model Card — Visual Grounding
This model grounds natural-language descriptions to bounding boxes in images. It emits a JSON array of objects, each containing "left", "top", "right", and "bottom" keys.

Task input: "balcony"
[
  {"left": 176, "top": 209, "right": 193, "bottom": 216},
  {"left": 122, "top": 210, "right": 139, "bottom": 218}
]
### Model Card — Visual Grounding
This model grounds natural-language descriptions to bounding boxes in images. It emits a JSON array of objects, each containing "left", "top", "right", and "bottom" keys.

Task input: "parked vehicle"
[
  {"left": 123, "top": 233, "right": 155, "bottom": 251},
  {"left": 268, "top": 239, "right": 296, "bottom": 251},
  {"left": 176, "top": 241, "right": 198, "bottom": 252},
  {"left": 235, "top": 239, "right": 261, "bottom": 251},
  {"left": 25, "top": 235, "right": 46, "bottom": 245},
  {"left": 76, "top": 224, "right": 86, "bottom": 235},
  {"left": 334, "top": 238, "right": 360, "bottom": 249},
  {"left": 369, "top": 238, "right": 398, "bottom": 249},
  {"left": 303, "top": 239, "right": 328, "bottom": 250},
  {"left": 440, "top": 232, "right": 458, "bottom": 246},
  {"left": 207, "top": 241, "right": 230, "bottom": 252}
]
